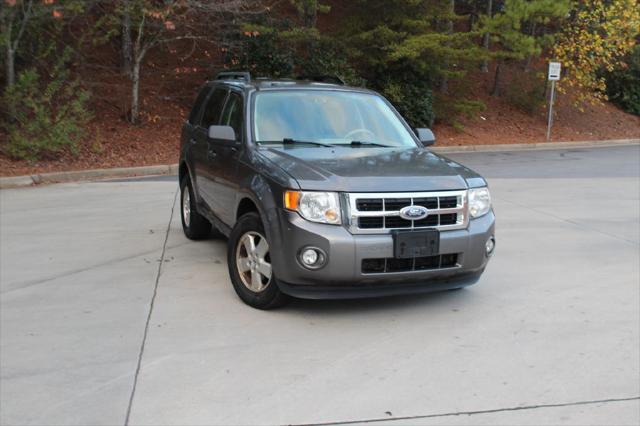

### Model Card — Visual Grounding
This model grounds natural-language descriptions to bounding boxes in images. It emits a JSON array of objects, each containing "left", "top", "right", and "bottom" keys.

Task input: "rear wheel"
[
  {"left": 227, "top": 212, "right": 289, "bottom": 309},
  {"left": 180, "top": 177, "right": 211, "bottom": 240}
]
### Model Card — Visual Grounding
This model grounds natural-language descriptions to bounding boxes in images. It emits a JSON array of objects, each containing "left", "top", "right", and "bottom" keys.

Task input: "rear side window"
[
  {"left": 220, "top": 92, "right": 243, "bottom": 141},
  {"left": 201, "top": 88, "right": 228, "bottom": 129},
  {"left": 188, "top": 87, "right": 211, "bottom": 125}
]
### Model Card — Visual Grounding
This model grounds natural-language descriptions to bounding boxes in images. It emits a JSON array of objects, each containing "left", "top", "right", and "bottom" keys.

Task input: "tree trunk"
[
  {"left": 491, "top": 61, "right": 502, "bottom": 96},
  {"left": 121, "top": 2, "right": 133, "bottom": 76},
  {"left": 440, "top": 0, "right": 455, "bottom": 94},
  {"left": 5, "top": 44, "right": 16, "bottom": 120},
  {"left": 523, "top": 21, "right": 537, "bottom": 72},
  {"left": 480, "top": 0, "right": 492, "bottom": 73},
  {"left": 468, "top": 5, "right": 477, "bottom": 32},
  {"left": 5, "top": 45, "right": 15, "bottom": 89},
  {"left": 130, "top": 59, "right": 141, "bottom": 124},
  {"left": 302, "top": 1, "right": 317, "bottom": 28}
]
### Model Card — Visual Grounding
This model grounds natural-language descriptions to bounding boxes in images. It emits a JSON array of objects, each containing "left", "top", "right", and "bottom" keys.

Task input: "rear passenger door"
[
  {"left": 208, "top": 89, "right": 244, "bottom": 225},
  {"left": 194, "top": 87, "right": 228, "bottom": 212}
]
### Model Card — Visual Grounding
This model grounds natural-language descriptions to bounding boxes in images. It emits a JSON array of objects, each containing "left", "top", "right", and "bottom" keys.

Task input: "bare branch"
[{"left": 11, "top": 0, "right": 33, "bottom": 51}]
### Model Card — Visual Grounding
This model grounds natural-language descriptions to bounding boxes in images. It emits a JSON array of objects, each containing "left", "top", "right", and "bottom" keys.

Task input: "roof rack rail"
[
  {"left": 215, "top": 71, "right": 251, "bottom": 82},
  {"left": 296, "top": 75, "right": 345, "bottom": 85}
]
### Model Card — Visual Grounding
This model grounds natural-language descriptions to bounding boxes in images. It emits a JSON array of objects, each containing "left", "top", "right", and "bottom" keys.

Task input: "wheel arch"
[
  {"left": 236, "top": 197, "right": 260, "bottom": 220},
  {"left": 178, "top": 161, "right": 189, "bottom": 184}
]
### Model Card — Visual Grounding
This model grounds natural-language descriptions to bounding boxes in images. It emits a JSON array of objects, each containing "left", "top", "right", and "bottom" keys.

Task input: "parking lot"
[{"left": 1, "top": 145, "right": 639, "bottom": 425}]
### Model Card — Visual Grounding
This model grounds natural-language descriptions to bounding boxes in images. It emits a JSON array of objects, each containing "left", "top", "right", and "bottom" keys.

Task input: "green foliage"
[
  {"left": 604, "top": 45, "right": 640, "bottom": 115},
  {"left": 480, "top": 0, "right": 570, "bottom": 61},
  {"left": 505, "top": 71, "right": 547, "bottom": 115},
  {"left": 289, "top": 0, "right": 330, "bottom": 27},
  {"left": 226, "top": 27, "right": 295, "bottom": 78},
  {"left": 343, "top": 0, "right": 485, "bottom": 86},
  {"left": 337, "top": 0, "right": 490, "bottom": 123},
  {"left": 224, "top": 24, "right": 363, "bottom": 86},
  {"left": 2, "top": 54, "right": 91, "bottom": 161},
  {"left": 433, "top": 97, "right": 486, "bottom": 125},
  {"left": 382, "top": 77, "right": 435, "bottom": 128}
]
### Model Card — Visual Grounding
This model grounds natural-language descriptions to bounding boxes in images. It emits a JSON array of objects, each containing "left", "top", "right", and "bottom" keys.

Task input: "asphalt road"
[{"left": 1, "top": 145, "right": 639, "bottom": 425}]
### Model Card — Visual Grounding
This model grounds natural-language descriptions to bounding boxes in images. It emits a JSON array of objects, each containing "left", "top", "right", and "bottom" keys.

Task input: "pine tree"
[
  {"left": 478, "top": 0, "right": 570, "bottom": 96},
  {"left": 337, "top": 0, "right": 487, "bottom": 125}
]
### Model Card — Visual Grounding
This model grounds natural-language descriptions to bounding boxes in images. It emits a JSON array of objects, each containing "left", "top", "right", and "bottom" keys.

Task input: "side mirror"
[
  {"left": 208, "top": 125, "right": 236, "bottom": 142},
  {"left": 416, "top": 128, "right": 436, "bottom": 147}
]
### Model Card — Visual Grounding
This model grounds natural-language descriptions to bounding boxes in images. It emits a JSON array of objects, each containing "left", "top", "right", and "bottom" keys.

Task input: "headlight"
[
  {"left": 468, "top": 187, "right": 491, "bottom": 218},
  {"left": 284, "top": 191, "right": 342, "bottom": 225}
]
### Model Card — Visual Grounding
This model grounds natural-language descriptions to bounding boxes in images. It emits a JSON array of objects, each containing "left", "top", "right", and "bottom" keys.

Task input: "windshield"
[{"left": 253, "top": 90, "right": 417, "bottom": 147}]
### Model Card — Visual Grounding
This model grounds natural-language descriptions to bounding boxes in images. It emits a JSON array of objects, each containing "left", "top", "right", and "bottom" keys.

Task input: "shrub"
[
  {"left": 2, "top": 61, "right": 91, "bottom": 161},
  {"left": 604, "top": 46, "right": 640, "bottom": 116},
  {"left": 224, "top": 27, "right": 364, "bottom": 86},
  {"left": 295, "top": 38, "right": 365, "bottom": 87},
  {"left": 225, "top": 29, "right": 295, "bottom": 78},
  {"left": 382, "top": 78, "right": 435, "bottom": 128},
  {"left": 505, "top": 72, "right": 547, "bottom": 115}
]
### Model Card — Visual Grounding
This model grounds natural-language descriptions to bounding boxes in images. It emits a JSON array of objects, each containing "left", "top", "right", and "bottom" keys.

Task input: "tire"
[
  {"left": 227, "top": 212, "right": 289, "bottom": 309},
  {"left": 180, "top": 176, "right": 211, "bottom": 240}
]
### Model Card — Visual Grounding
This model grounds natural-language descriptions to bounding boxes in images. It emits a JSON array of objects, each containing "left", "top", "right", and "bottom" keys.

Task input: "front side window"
[
  {"left": 201, "top": 88, "right": 228, "bottom": 128},
  {"left": 253, "top": 90, "right": 417, "bottom": 147},
  {"left": 221, "top": 92, "right": 243, "bottom": 141}
]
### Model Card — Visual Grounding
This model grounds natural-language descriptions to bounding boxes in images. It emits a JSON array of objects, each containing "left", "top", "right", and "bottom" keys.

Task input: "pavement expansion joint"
[
  {"left": 291, "top": 396, "right": 640, "bottom": 426},
  {"left": 124, "top": 188, "right": 178, "bottom": 426}
]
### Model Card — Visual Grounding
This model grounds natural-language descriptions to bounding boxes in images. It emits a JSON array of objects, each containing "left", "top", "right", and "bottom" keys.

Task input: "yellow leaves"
[{"left": 554, "top": 0, "right": 639, "bottom": 106}]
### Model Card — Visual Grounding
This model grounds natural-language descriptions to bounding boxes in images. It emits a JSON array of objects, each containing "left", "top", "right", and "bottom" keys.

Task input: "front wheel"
[{"left": 227, "top": 212, "right": 289, "bottom": 309}]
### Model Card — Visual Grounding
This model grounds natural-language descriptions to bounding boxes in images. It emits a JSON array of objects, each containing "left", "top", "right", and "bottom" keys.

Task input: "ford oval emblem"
[{"left": 399, "top": 205, "right": 429, "bottom": 221}]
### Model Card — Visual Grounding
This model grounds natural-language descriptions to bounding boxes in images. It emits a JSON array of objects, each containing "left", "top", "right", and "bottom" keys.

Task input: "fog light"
[
  {"left": 298, "top": 247, "right": 326, "bottom": 269},
  {"left": 301, "top": 249, "right": 318, "bottom": 265},
  {"left": 485, "top": 236, "right": 495, "bottom": 256}
]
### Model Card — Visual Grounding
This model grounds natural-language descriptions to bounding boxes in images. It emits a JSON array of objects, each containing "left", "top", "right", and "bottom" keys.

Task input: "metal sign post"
[{"left": 547, "top": 62, "right": 561, "bottom": 141}]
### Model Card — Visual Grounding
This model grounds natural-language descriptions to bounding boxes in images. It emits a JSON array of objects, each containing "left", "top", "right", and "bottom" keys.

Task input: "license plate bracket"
[{"left": 393, "top": 229, "right": 440, "bottom": 259}]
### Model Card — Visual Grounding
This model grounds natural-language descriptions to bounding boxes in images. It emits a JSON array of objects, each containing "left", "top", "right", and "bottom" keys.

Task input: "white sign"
[{"left": 548, "top": 62, "right": 561, "bottom": 81}]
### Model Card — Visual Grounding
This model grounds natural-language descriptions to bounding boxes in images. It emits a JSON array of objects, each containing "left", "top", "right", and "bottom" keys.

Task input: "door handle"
[
  {"left": 207, "top": 149, "right": 217, "bottom": 159},
  {"left": 189, "top": 138, "right": 197, "bottom": 145}
]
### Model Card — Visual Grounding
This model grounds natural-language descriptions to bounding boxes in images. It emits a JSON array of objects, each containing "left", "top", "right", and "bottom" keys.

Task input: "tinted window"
[
  {"left": 188, "top": 87, "right": 211, "bottom": 124},
  {"left": 201, "top": 88, "right": 228, "bottom": 128},
  {"left": 220, "top": 92, "right": 243, "bottom": 141}
]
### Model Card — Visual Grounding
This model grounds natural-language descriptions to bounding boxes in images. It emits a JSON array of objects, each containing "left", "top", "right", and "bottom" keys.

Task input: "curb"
[
  {"left": 432, "top": 138, "right": 639, "bottom": 154},
  {"left": 0, "top": 164, "right": 179, "bottom": 189},
  {"left": 1, "top": 138, "right": 638, "bottom": 189}
]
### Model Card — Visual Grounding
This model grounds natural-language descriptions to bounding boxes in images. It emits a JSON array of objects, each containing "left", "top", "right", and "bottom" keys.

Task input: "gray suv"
[{"left": 179, "top": 72, "right": 495, "bottom": 309}]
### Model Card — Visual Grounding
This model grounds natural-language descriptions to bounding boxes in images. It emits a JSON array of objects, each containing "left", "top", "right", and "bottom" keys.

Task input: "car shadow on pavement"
[{"left": 284, "top": 287, "right": 475, "bottom": 315}]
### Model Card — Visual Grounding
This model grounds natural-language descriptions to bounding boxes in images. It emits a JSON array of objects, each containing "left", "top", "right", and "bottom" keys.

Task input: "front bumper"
[{"left": 268, "top": 209, "right": 495, "bottom": 299}]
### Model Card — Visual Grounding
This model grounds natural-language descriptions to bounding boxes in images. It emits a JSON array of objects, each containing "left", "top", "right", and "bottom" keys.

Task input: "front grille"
[
  {"left": 356, "top": 199, "right": 383, "bottom": 211},
  {"left": 362, "top": 253, "right": 459, "bottom": 274},
  {"left": 347, "top": 190, "right": 468, "bottom": 234}
]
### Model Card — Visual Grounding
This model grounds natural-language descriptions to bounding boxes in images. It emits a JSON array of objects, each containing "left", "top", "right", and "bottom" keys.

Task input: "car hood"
[{"left": 258, "top": 146, "right": 485, "bottom": 192}]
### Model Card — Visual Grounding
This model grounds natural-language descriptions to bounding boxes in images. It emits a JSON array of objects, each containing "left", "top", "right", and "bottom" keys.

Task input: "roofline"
[{"left": 206, "top": 78, "right": 375, "bottom": 94}]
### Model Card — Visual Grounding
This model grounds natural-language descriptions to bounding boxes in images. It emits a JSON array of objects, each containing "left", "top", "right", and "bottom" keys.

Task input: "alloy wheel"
[{"left": 235, "top": 231, "right": 272, "bottom": 292}]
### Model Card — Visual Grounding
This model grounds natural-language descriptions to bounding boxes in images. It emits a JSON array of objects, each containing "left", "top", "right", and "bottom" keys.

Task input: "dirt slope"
[{"left": 1, "top": 60, "right": 638, "bottom": 177}]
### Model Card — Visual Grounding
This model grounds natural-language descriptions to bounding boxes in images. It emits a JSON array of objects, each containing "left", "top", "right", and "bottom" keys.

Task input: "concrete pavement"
[{"left": 1, "top": 145, "right": 639, "bottom": 425}]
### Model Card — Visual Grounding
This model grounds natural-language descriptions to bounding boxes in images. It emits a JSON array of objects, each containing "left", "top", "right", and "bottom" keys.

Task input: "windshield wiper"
[
  {"left": 257, "top": 138, "right": 332, "bottom": 147},
  {"left": 350, "top": 140, "right": 393, "bottom": 148}
]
